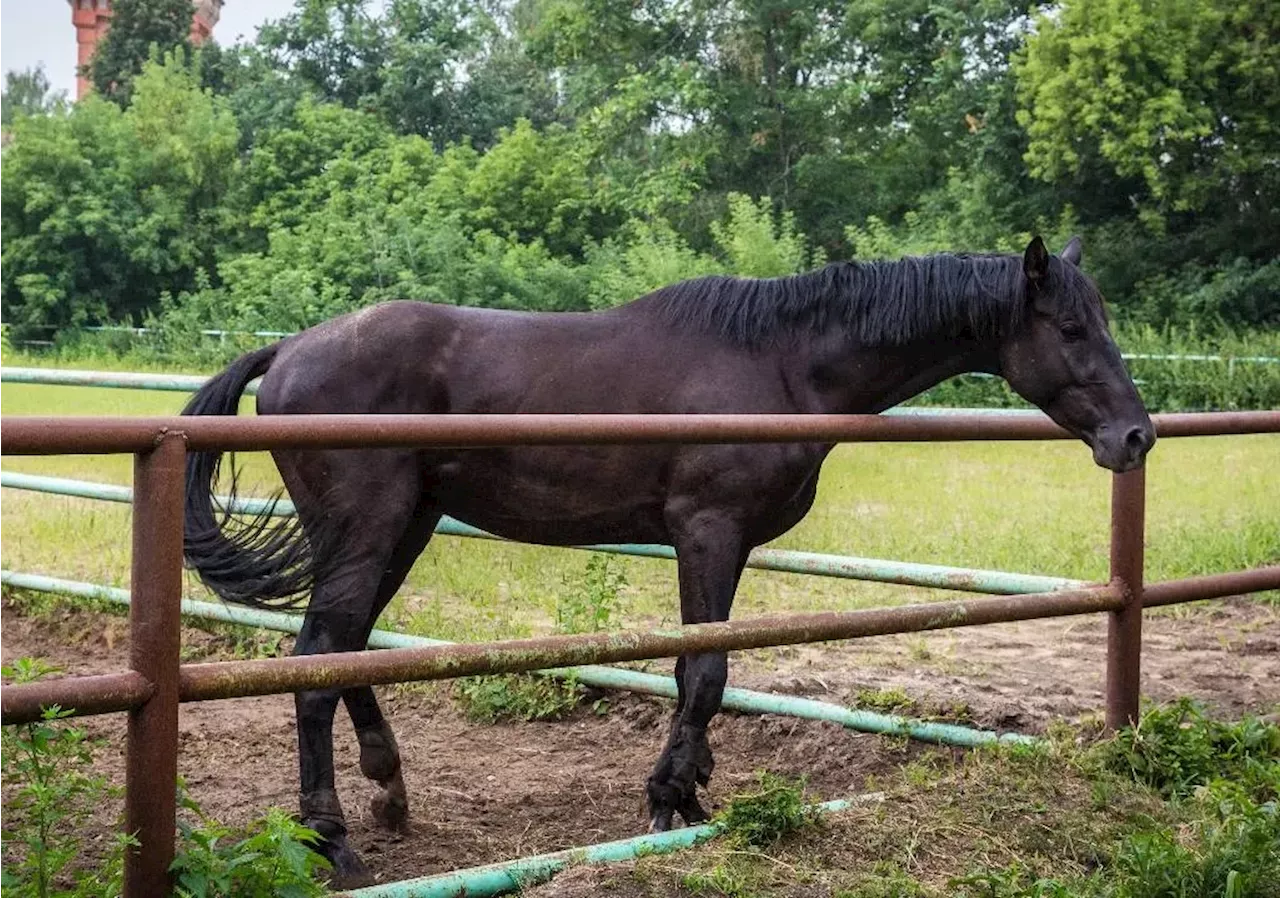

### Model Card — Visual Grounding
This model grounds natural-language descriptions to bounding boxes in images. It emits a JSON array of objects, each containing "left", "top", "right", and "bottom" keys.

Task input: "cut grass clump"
[
  {"left": 451, "top": 673, "right": 585, "bottom": 723},
  {"left": 670, "top": 773, "right": 825, "bottom": 898},
  {"left": 855, "top": 686, "right": 918, "bottom": 715},
  {"left": 716, "top": 771, "right": 821, "bottom": 850}
]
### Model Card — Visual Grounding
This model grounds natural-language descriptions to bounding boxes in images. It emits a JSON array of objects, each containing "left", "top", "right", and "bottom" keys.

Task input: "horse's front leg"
[{"left": 648, "top": 514, "right": 748, "bottom": 831}]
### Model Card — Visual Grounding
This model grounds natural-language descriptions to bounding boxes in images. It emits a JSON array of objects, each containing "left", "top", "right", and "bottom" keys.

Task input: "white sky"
[{"left": 1, "top": 0, "right": 299, "bottom": 98}]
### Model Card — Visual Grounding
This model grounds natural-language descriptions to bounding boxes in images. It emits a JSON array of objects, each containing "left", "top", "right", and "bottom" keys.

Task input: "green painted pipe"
[
  {"left": 339, "top": 797, "right": 859, "bottom": 898},
  {"left": 0, "top": 570, "right": 1033, "bottom": 747},
  {"left": 1, "top": 571, "right": 331, "bottom": 643},
  {"left": 0, "top": 472, "right": 1087, "bottom": 596},
  {"left": 0, "top": 366, "right": 257, "bottom": 394}
]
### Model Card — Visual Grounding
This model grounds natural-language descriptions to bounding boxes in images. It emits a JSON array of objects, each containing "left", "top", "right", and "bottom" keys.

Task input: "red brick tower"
[{"left": 68, "top": 0, "right": 224, "bottom": 100}]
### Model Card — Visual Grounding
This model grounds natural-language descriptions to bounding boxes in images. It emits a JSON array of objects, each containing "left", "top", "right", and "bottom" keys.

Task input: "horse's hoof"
[
  {"left": 328, "top": 868, "right": 377, "bottom": 890},
  {"left": 322, "top": 838, "right": 375, "bottom": 889},
  {"left": 328, "top": 868, "right": 377, "bottom": 891},
  {"left": 649, "top": 811, "right": 674, "bottom": 833},
  {"left": 679, "top": 796, "right": 710, "bottom": 826},
  {"left": 371, "top": 790, "right": 409, "bottom": 830}
]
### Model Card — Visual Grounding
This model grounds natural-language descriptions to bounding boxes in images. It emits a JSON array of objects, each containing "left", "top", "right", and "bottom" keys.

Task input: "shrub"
[
  {"left": 1096, "top": 698, "right": 1280, "bottom": 802},
  {"left": 1, "top": 657, "right": 330, "bottom": 898}
]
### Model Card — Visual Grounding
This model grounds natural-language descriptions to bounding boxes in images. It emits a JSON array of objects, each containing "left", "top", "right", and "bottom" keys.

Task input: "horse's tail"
[{"left": 182, "top": 343, "right": 319, "bottom": 609}]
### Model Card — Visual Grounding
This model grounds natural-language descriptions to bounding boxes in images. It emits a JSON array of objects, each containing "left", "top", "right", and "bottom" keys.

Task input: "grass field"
[{"left": 2, "top": 380, "right": 1277, "bottom": 642}]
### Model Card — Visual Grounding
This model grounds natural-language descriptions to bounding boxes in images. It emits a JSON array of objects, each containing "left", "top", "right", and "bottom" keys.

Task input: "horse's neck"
[{"left": 797, "top": 329, "right": 1000, "bottom": 415}]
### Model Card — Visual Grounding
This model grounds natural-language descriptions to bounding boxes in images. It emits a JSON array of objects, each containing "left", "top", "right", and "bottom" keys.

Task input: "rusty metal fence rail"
[{"left": 2, "top": 409, "right": 1279, "bottom": 897}]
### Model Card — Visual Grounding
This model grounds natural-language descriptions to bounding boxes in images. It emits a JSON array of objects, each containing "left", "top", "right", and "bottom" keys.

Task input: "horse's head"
[{"left": 998, "top": 236, "right": 1154, "bottom": 472}]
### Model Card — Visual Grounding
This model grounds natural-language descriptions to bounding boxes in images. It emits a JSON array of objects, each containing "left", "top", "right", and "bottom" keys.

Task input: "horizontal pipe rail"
[
  {"left": 0, "top": 570, "right": 1035, "bottom": 746},
  {"left": 177, "top": 586, "right": 1124, "bottom": 703},
  {"left": 2, "top": 671, "right": 153, "bottom": 725},
  {"left": 3, "top": 410, "right": 1279, "bottom": 456},
  {"left": 15, "top": 565, "right": 1280, "bottom": 726},
  {"left": 0, "top": 472, "right": 1089, "bottom": 595},
  {"left": 0, "top": 412, "right": 1071, "bottom": 454},
  {"left": 1149, "top": 411, "right": 1280, "bottom": 437},
  {"left": 1144, "top": 565, "right": 1280, "bottom": 607}
]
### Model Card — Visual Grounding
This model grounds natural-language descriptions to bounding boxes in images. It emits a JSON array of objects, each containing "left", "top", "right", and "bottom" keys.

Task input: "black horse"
[{"left": 182, "top": 236, "right": 1153, "bottom": 882}]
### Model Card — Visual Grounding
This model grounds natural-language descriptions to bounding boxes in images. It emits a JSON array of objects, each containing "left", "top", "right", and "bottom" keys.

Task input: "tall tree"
[
  {"left": 3, "top": 56, "right": 238, "bottom": 333},
  {"left": 90, "top": 0, "right": 193, "bottom": 105},
  {"left": 252, "top": 0, "right": 554, "bottom": 149},
  {"left": 1017, "top": 0, "right": 1280, "bottom": 227},
  {"left": 1, "top": 65, "right": 66, "bottom": 125}
]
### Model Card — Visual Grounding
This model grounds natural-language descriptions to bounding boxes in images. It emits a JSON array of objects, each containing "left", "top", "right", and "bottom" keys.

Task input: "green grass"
[
  {"left": 614, "top": 707, "right": 1280, "bottom": 897},
  {"left": 629, "top": 733, "right": 1172, "bottom": 896},
  {"left": 2, "top": 382, "right": 1278, "bottom": 642}
]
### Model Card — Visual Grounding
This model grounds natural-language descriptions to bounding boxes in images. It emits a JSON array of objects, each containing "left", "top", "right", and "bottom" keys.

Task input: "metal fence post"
[
  {"left": 123, "top": 433, "right": 186, "bottom": 898},
  {"left": 1106, "top": 467, "right": 1146, "bottom": 731}
]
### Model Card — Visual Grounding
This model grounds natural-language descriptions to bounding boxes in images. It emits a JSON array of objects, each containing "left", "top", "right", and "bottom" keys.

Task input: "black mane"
[{"left": 642, "top": 253, "right": 1102, "bottom": 347}]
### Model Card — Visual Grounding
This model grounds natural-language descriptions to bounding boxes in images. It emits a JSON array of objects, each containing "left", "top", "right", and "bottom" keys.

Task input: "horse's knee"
[{"left": 356, "top": 720, "right": 401, "bottom": 783}]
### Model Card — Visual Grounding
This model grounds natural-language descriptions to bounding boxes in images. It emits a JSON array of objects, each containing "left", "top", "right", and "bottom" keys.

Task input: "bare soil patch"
[{"left": 2, "top": 595, "right": 1276, "bottom": 888}]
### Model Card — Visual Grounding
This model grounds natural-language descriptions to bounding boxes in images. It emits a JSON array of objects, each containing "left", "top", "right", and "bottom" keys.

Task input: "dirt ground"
[{"left": 2, "top": 595, "right": 1277, "bottom": 889}]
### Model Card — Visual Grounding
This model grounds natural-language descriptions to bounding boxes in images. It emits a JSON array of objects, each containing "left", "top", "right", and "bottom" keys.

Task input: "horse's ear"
[
  {"left": 1023, "top": 235, "right": 1050, "bottom": 286},
  {"left": 1060, "top": 235, "right": 1083, "bottom": 267}
]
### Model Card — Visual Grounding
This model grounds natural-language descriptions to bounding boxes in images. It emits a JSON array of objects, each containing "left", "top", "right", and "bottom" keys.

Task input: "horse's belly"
[{"left": 431, "top": 448, "right": 671, "bottom": 546}]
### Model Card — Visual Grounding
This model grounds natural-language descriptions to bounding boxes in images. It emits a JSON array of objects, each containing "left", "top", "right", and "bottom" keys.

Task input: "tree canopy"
[
  {"left": 89, "top": 0, "right": 195, "bottom": 105},
  {"left": 3, "top": 0, "right": 1276, "bottom": 338}
]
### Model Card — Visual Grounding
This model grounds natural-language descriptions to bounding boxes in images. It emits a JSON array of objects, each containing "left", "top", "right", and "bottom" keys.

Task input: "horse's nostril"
[{"left": 1125, "top": 426, "right": 1152, "bottom": 455}]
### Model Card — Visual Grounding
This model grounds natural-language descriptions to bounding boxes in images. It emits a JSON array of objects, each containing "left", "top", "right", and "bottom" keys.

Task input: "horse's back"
[{"left": 257, "top": 299, "right": 771, "bottom": 417}]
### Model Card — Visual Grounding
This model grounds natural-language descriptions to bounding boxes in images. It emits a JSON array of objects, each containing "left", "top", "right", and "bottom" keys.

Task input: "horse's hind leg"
[
  {"left": 281, "top": 448, "right": 428, "bottom": 885},
  {"left": 647, "top": 513, "right": 749, "bottom": 831},
  {"left": 342, "top": 504, "right": 439, "bottom": 831},
  {"left": 345, "top": 688, "right": 406, "bottom": 829}
]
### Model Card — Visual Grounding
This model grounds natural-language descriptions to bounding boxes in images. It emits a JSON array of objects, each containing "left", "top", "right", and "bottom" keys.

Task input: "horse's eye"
[{"left": 1060, "top": 322, "right": 1086, "bottom": 342}]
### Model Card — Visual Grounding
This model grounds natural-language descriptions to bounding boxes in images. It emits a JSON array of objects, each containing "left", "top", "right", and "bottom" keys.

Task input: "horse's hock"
[{"left": 2, "top": 410, "right": 1279, "bottom": 897}]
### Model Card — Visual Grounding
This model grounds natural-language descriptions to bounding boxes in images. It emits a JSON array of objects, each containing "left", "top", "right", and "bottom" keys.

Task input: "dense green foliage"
[
  {"left": 89, "top": 0, "right": 195, "bottom": 106},
  {"left": 1097, "top": 698, "right": 1280, "bottom": 803},
  {"left": 2, "top": 0, "right": 1277, "bottom": 367},
  {"left": 1, "top": 67, "right": 65, "bottom": 127}
]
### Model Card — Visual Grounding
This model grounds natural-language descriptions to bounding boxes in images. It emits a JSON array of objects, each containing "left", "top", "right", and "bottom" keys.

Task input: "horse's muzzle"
[{"left": 1091, "top": 422, "right": 1156, "bottom": 473}]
